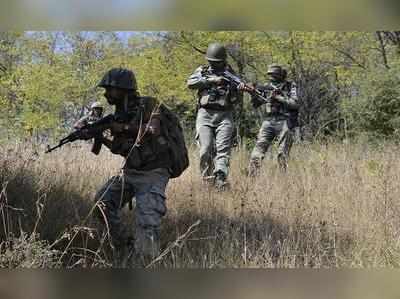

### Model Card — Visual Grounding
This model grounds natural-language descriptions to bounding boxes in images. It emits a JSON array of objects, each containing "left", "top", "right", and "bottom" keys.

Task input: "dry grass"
[{"left": 1, "top": 139, "right": 400, "bottom": 268}]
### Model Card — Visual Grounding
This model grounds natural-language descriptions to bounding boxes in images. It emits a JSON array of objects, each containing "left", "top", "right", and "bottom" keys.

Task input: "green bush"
[
  {"left": 343, "top": 69, "right": 400, "bottom": 140},
  {"left": 363, "top": 79, "right": 400, "bottom": 137}
]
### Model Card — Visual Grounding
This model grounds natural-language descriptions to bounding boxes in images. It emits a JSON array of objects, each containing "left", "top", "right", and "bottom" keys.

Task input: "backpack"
[{"left": 159, "top": 104, "right": 189, "bottom": 178}]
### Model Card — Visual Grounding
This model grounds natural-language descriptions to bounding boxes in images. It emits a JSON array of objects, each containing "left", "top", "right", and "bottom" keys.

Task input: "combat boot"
[
  {"left": 214, "top": 171, "right": 229, "bottom": 191},
  {"left": 132, "top": 228, "right": 161, "bottom": 268},
  {"left": 277, "top": 154, "right": 288, "bottom": 172},
  {"left": 111, "top": 241, "right": 127, "bottom": 268},
  {"left": 247, "top": 158, "right": 261, "bottom": 177},
  {"left": 112, "top": 237, "right": 134, "bottom": 268}
]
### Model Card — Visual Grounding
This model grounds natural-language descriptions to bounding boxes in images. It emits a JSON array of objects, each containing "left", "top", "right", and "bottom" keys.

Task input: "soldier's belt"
[
  {"left": 199, "top": 104, "right": 233, "bottom": 111},
  {"left": 264, "top": 114, "right": 288, "bottom": 121}
]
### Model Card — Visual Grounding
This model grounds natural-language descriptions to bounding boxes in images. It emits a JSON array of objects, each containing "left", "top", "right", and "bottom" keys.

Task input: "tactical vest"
[
  {"left": 198, "top": 66, "right": 239, "bottom": 110},
  {"left": 108, "top": 97, "right": 188, "bottom": 177},
  {"left": 109, "top": 96, "right": 171, "bottom": 172},
  {"left": 260, "top": 81, "right": 296, "bottom": 112}
]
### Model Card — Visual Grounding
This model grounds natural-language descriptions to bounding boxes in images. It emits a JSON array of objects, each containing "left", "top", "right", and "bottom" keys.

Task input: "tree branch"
[
  {"left": 328, "top": 43, "right": 366, "bottom": 69},
  {"left": 376, "top": 31, "right": 390, "bottom": 69},
  {"left": 179, "top": 32, "right": 206, "bottom": 55},
  {"left": 0, "top": 63, "right": 7, "bottom": 74}
]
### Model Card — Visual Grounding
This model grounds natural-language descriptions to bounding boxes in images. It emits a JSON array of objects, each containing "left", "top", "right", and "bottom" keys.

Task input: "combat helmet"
[
  {"left": 205, "top": 43, "right": 227, "bottom": 62},
  {"left": 97, "top": 68, "right": 137, "bottom": 90},
  {"left": 90, "top": 102, "right": 103, "bottom": 109},
  {"left": 267, "top": 64, "right": 284, "bottom": 76}
]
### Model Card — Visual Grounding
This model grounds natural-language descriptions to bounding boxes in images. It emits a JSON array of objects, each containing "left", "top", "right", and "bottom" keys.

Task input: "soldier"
[
  {"left": 79, "top": 68, "right": 187, "bottom": 266},
  {"left": 73, "top": 101, "right": 104, "bottom": 129},
  {"left": 187, "top": 42, "right": 242, "bottom": 189},
  {"left": 244, "top": 64, "right": 299, "bottom": 175}
]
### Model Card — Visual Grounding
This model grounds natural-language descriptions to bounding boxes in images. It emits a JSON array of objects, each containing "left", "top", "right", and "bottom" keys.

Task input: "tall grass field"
[{"left": 1, "top": 140, "right": 400, "bottom": 268}]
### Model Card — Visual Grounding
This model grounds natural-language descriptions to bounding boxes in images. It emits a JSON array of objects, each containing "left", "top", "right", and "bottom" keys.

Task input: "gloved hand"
[{"left": 237, "top": 82, "right": 255, "bottom": 92}]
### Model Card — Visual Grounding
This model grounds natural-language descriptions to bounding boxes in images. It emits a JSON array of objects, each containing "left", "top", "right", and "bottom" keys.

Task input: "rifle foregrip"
[{"left": 91, "top": 137, "right": 102, "bottom": 155}]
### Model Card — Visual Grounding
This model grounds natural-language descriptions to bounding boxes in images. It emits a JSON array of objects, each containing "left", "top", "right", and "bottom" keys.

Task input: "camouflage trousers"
[
  {"left": 94, "top": 168, "right": 169, "bottom": 265},
  {"left": 195, "top": 108, "right": 234, "bottom": 178},
  {"left": 249, "top": 117, "right": 294, "bottom": 175}
]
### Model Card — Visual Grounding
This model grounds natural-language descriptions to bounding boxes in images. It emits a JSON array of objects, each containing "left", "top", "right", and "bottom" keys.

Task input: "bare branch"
[
  {"left": 376, "top": 31, "right": 390, "bottom": 69},
  {"left": 328, "top": 44, "right": 366, "bottom": 70},
  {"left": 0, "top": 63, "right": 7, "bottom": 74},
  {"left": 179, "top": 32, "right": 206, "bottom": 55}
]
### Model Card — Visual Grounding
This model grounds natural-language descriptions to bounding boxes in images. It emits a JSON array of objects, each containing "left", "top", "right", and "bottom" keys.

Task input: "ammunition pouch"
[{"left": 199, "top": 86, "right": 232, "bottom": 110}]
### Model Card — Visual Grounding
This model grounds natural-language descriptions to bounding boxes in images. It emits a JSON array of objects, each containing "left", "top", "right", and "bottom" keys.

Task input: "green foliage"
[
  {"left": 345, "top": 70, "right": 400, "bottom": 139},
  {"left": 1, "top": 31, "right": 400, "bottom": 141},
  {"left": 367, "top": 83, "right": 400, "bottom": 137}
]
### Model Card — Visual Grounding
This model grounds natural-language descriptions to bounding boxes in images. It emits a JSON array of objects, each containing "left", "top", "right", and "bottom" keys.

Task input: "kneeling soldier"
[{"left": 88, "top": 68, "right": 187, "bottom": 266}]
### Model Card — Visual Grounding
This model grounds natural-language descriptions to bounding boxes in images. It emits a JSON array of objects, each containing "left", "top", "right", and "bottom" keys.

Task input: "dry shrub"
[{"left": 1, "top": 140, "right": 400, "bottom": 268}]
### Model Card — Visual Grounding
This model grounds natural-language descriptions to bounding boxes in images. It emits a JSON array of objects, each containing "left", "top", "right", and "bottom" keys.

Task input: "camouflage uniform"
[
  {"left": 249, "top": 65, "right": 299, "bottom": 174},
  {"left": 73, "top": 113, "right": 100, "bottom": 130},
  {"left": 95, "top": 168, "right": 169, "bottom": 263},
  {"left": 93, "top": 68, "right": 172, "bottom": 265},
  {"left": 74, "top": 102, "right": 103, "bottom": 129},
  {"left": 187, "top": 43, "right": 241, "bottom": 187}
]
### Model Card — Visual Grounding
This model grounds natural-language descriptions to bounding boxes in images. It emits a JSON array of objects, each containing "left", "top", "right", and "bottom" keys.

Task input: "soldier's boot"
[
  {"left": 202, "top": 163, "right": 217, "bottom": 187},
  {"left": 248, "top": 158, "right": 261, "bottom": 177},
  {"left": 214, "top": 171, "right": 229, "bottom": 191},
  {"left": 111, "top": 230, "right": 133, "bottom": 268},
  {"left": 202, "top": 175, "right": 216, "bottom": 187},
  {"left": 133, "top": 228, "right": 160, "bottom": 268},
  {"left": 111, "top": 239, "right": 128, "bottom": 268},
  {"left": 277, "top": 154, "right": 288, "bottom": 172},
  {"left": 121, "top": 236, "right": 136, "bottom": 267}
]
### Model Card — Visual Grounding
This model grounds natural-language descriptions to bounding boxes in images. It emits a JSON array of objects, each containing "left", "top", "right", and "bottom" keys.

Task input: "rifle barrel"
[{"left": 45, "top": 143, "right": 61, "bottom": 153}]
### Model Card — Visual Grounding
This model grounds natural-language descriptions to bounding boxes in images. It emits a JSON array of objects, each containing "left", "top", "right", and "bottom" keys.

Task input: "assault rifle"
[
  {"left": 46, "top": 99, "right": 146, "bottom": 155},
  {"left": 45, "top": 114, "right": 115, "bottom": 155},
  {"left": 220, "top": 70, "right": 283, "bottom": 104}
]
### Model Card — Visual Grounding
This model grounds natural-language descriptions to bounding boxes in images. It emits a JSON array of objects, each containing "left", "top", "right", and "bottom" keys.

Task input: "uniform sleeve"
[
  {"left": 276, "top": 82, "right": 299, "bottom": 110},
  {"left": 187, "top": 66, "right": 210, "bottom": 90}
]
